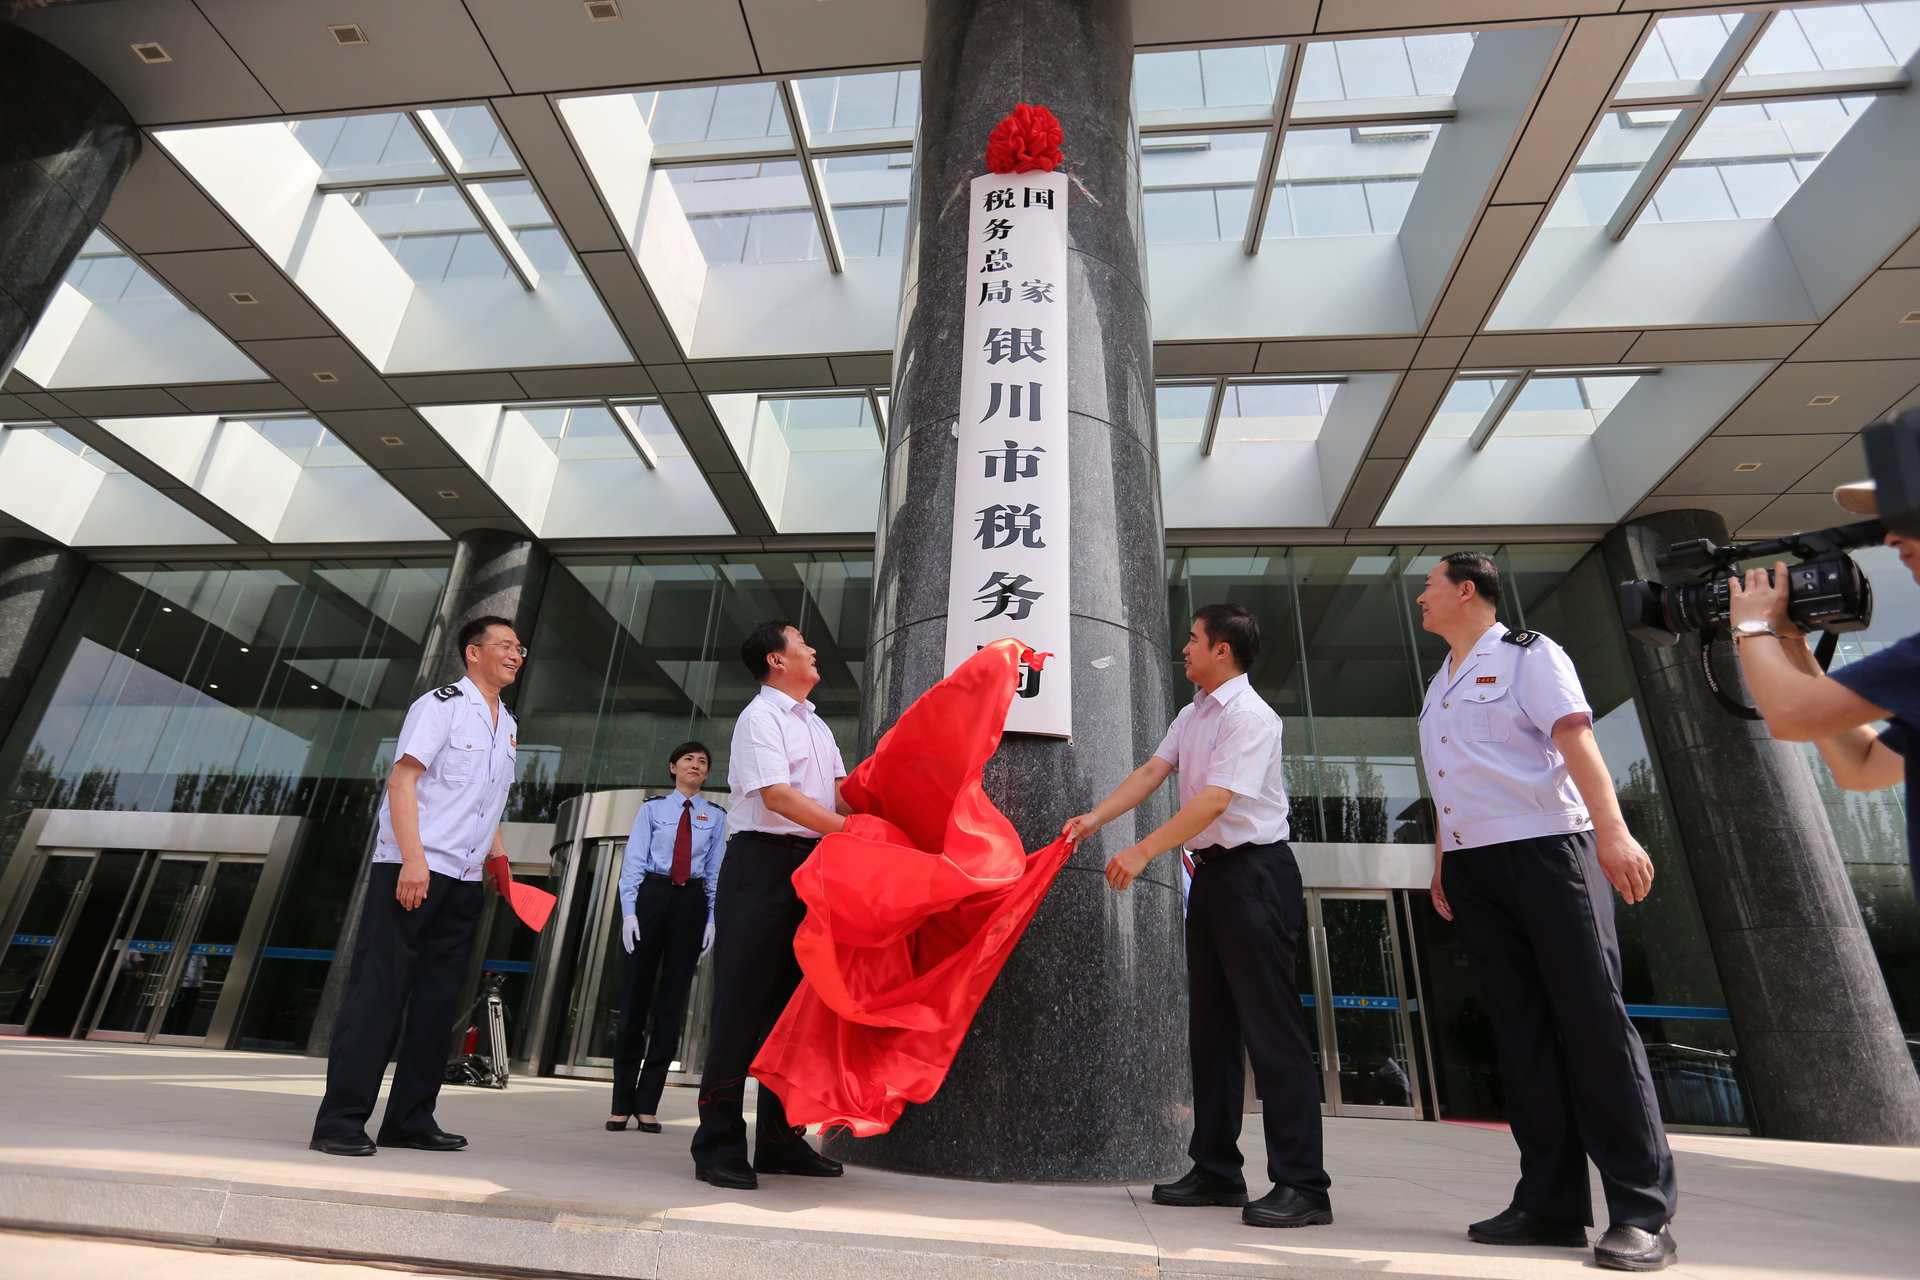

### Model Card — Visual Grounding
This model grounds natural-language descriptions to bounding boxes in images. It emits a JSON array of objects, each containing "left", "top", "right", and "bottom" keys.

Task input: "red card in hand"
[{"left": 488, "top": 857, "right": 556, "bottom": 932}]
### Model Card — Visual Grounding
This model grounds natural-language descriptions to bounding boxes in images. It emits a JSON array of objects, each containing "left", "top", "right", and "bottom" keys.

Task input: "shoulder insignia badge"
[
  {"left": 1500, "top": 630, "right": 1541, "bottom": 648},
  {"left": 431, "top": 684, "right": 460, "bottom": 701}
]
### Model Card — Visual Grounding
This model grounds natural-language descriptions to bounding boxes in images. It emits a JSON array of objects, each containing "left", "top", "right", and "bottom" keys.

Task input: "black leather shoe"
[
  {"left": 1151, "top": 1167, "right": 1248, "bottom": 1207},
  {"left": 309, "top": 1133, "right": 376, "bottom": 1157},
  {"left": 1595, "top": 1224, "right": 1677, "bottom": 1272},
  {"left": 695, "top": 1162, "right": 759, "bottom": 1190},
  {"left": 753, "top": 1143, "right": 844, "bottom": 1177},
  {"left": 1242, "top": 1186, "right": 1333, "bottom": 1228},
  {"left": 606, "top": 1118, "right": 630, "bottom": 1131},
  {"left": 1468, "top": 1206, "right": 1589, "bottom": 1247},
  {"left": 377, "top": 1128, "right": 467, "bottom": 1151},
  {"left": 637, "top": 1120, "right": 663, "bottom": 1134}
]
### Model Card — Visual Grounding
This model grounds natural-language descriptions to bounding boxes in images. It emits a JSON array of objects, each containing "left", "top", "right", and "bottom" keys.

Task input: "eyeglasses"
[{"left": 477, "top": 642, "right": 529, "bottom": 658}]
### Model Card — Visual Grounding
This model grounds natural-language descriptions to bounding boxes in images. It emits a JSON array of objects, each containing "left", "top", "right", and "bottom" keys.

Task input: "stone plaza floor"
[{"left": 0, "top": 1039, "right": 1915, "bottom": 1280}]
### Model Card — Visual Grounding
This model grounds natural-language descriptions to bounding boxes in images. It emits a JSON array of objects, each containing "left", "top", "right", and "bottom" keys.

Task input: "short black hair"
[
  {"left": 741, "top": 619, "right": 796, "bottom": 682},
  {"left": 1439, "top": 552, "right": 1502, "bottom": 607},
  {"left": 667, "top": 740, "right": 710, "bottom": 769},
  {"left": 1193, "top": 603, "right": 1259, "bottom": 673},
  {"left": 458, "top": 615, "right": 515, "bottom": 659}
]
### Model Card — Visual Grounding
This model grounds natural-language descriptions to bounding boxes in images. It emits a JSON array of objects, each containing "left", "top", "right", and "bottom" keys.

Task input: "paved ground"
[{"left": 1, "top": 1039, "right": 1916, "bottom": 1280}]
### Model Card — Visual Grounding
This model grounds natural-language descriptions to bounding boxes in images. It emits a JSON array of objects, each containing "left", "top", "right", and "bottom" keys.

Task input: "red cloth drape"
[{"left": 750, "top": 638, "right": 1072, "bottom": 1136}]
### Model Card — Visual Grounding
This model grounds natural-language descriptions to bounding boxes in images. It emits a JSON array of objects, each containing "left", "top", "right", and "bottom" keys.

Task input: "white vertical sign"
[{"left": 944, "top": 171, "right": 1071, "bottom": 738}]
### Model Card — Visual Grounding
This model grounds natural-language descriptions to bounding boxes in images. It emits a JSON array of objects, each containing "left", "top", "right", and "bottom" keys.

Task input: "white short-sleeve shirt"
[
  {"left": 1151, "top": 673, "right": 1291, "bottom": 849},
  {"left": 727, "top": 684, "right": 847, "bottom": 836},
  {"left": 1418, "top": 623, "right": 1594, "bottom": 852},
  {"left": 374, "top": 676, "right": 518, "bottom": 880}
]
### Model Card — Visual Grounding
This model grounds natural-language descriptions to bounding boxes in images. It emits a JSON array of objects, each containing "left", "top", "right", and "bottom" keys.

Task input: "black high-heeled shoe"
[
  {"left": 637, "top": 1120, "right": 663, "bottom": 1133},
  {"left": 606, "top": 1117, "right": 630, "bottom": 1131}
]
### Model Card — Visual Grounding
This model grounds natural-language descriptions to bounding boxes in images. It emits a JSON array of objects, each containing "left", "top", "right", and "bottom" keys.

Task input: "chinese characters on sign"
[{"left": 944, "top": 172, "right": 1071, "bottom": 737}]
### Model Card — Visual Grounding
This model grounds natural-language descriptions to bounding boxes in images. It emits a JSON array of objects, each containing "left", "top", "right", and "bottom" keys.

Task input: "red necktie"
[{"left": 670, "top": 798, "right": 693, "bottom": 886}]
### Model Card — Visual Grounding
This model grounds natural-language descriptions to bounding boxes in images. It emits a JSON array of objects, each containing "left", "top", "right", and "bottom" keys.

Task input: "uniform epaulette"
[
  {"left": 431, "top": 684, "right": 460, "bottom": 700},
  {"left": 1501, "top": 630, "right": 1542, "bottom": 648}
]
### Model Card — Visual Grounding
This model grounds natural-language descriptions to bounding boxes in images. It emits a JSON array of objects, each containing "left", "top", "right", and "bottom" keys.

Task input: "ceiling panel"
[
  {"left": 1793, "top": 270, "right": 1920, "bottom": 363},
  {"left": 1712, "top": 361, "right": 1920, "bottom": 438},
  {"left": 237, "top": 338, "right": 403, "bottom": 410},
  {"left": 1134, "top": 0, "right": 1314, "bottom": 46},
  {"left": 13, "top": 0, "right": 282, "bottom": 124},
  {"left": 1656, "top": 435, "right": 1846, "bottom": 497},
  {"left": 139, "top": 249, "right": 335, "bottom": 341},
  {"left": 1624, "top": 327, "right": 1816, "bottom": 366},
  {"left": 99, "top": 147, "right": 250, "bottom": 255},
  {"left": 464, "top": 0, "right": 760, "bottom": 92},
  {"left": 742, "top": 0, "right": 922, "bottom": 74}
]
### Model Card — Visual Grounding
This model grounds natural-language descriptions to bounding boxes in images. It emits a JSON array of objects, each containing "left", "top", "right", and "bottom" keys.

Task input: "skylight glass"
[
  {"left": 8, "top": 423, "right": 124, "bottom": 471},
  {"left": 291, "top": 113, "right": 440, "bottom": 184},
  {"left": 1643, "top": 95, "right": 1874, "bottom": 223},
  {"left": 1543, "top": 110, "right": 1684, "bottom": 228},
  {"left": 1294, "top": 34, "right": 1474, "bottom": 107},
  {"left": 1156, "top": 384, "right": 1213, "bottom": 445},
  {"left": 1136, "top": 45, "right": 1289, "bottom": 116},
  {"left": 1426, "top": 373, "right": 1642, "bottom": 440},
  {"left": 1620, "top": 12, "right": 1741, "bottom": 96},
  {"left": 1263, "top": 125, "right": 1442, "bottom": 238},
  {"left": 640, "top": 83, "right": 791, "bottom": 146},
  {"left": 1216, "top": 381, "right": 1340, "bottom": 441},
  {"left": 1736, "top": 2, "right": 1920, "bottom": 83},
  {"left": 65, "top": 232, "right": 169, "bottom": 303},
  {"left": 1141, "top": 133, "right": 1264, "bottom": 244},
  {"left": 664, "top": 162, "right": 822, "bottom": 265},
  {"left": 756, "top": 395, "right": 881, "bottom": 452},
  {"left": 242, "top": 416, "right": 363, "bottom": 467},
  {"left": 816, "top": 152, "right": 912, "bottom": 260},
  {"left": 337, "top": 185, "right": 507, "bottom": 282},
  {"left": 1427, "top": 376, "right": 1511, "bottom": 437},
  {"left": 501, "top": 402, "right": 683, "bottom": 463},
  {"left": 419, "top": 105, "right": 519, "bottom": 174},
  {"left": 795, "top": 72, "right": 919, "bottom": 143}
]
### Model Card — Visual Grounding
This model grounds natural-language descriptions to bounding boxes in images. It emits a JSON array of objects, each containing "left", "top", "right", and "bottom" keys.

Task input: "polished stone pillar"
[
  {"left": 1601, "top": 511, "right": 1920, "bottom": 1144},
  {"left": 0, "top": 537, "right": 88, "bottom": 749},
  {"left": 832, "top": 0, "right": 1186, "bottom": 1180},
  {"left": 307, "top": 529, "right": 551, "bottom": 1055},
  {"left": 0, "top": 21, "right": 140, "bottom": 382}
]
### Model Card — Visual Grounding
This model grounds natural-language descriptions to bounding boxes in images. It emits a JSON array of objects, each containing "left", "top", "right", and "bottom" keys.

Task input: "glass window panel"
[
  {"left": 421, "top": 106, "right": 519, "bottom": 174},
  {"left": 834, "top": 205, "right": 884, "bottom": 259},
  {"left": 1136, "top": 50, "right": 1206, "bottom": 112},
  {"left": 1296, "top": 34, "right": 1472, "bottom": 106},
  {"left": 1266, "top": 125, "right": 1442, "bottom": 238},
  {"left": 1199, "top": 45, "right": 1285, "bottom": 109},
  {"left": 1140, "top": 133, "right": 1265, "bottom": 244},
  {"left": 292, "top": 113, "right": 442, "bottom": 183},
  {"left": 389, "top": 232, "right": 459, "bottom": 281},
  {"left": 1622, "top": 12, "right": 1737, "bottom": 93},
  {"left": 614, "top": 402, "right": 690, "bottom": 458},
  {"left": 665, "top": 162, "right": 820, "bottom": 264},
  {"left": 1542, "top": 110, "right": 1688, "bottom": 229},
  {"left": 443, "top": 230, "right": 512, "bottom": 280},
  {"left": 1428, "top": 377, "right": 1509, "bottom": 438},
  {"left": 1155, "top": 383, "right": 1213, "bottom": 447},
  {"left": 515, "top": 226, "right": 575, "bottom": 276},
  {"left": 817, "top": 151, "right": 911, "bottom": 261},
  {"left": 1740, "top": 3, "right": 1904, "bottom": 80},
  {"left": 1497, "top": 373, "right": 1644, "bottom": 438},
  {"left": 1717, "top": 158, "right": 1803, "bottom": 217},
  {"left": 712, "top": 82, "right": 789, "bottom": 141},
  {"left": 796, "top": 71, "right": 918, "bottom": 142},
  {"left": 1219, "top": 381, "right": 1338, "bottom": 441},
  {"left": 1642, "top": 97, "right": 1872, "bottom": 225}
]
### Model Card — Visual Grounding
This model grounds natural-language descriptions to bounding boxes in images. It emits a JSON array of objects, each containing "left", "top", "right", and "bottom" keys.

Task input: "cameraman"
[{"left": 1728, "top": 475, "right": 1918, "bottom": 897}]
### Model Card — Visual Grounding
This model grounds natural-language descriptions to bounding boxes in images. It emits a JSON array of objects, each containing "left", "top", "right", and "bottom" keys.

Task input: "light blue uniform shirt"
[
  {"left": 374, "top": 677, "right": 517, "bottom": 881},
  {"left": 619, "top": 792, "right": 727, "bottom": 918}
]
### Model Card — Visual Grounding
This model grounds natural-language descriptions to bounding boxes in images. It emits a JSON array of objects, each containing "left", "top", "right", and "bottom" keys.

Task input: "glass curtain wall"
[
  {"left": 1169, "top": 544, "right": 1743, "bottom": 1128},
  {"left": 0, "top": 559, "right": 448, "bottom": 1051},
  {"left": 506, "top": 553, "right": 872, "bottom": 821}
]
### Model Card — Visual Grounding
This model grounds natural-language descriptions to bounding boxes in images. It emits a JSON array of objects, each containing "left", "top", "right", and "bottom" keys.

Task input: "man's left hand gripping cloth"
[{"left": 749, "top": 637, "right": 1073, "bottom": 1137}]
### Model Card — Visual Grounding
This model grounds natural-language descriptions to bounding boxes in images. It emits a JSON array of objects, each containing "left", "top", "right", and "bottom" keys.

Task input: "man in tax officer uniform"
[
  {"left": 1416, "top": 552, "right": 1677, "bottom": 1272},
  {"left": 311, "top": 616, "right": 524, "bottom": 1157},
  {"left": 690, "top": 620, "right": 848, "bottom": 1189}
]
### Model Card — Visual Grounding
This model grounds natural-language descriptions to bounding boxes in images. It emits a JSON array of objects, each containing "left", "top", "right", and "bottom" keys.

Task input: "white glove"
[
  {"left": 701, "top": 920, "right": 716, "bottom": 955},
  {"left": 621, "top": 913, "right": 640, "bottom": 953}
]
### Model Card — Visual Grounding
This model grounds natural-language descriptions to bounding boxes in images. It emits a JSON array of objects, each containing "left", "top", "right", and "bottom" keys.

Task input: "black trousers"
[
  {"left": 610, "top": 874, "right": 708, "bottom": 1116},
  {"left": 1442, "top": 831, "right": 1677, "bottom": 1231},
  {"left": 689, "top": 833, "right": 810, "bottom": 1170},
  {"left": 312, "top": 864, "right": 483, "bottom": 1142},
  {"left": 1186, "top": 840, "right": 1331, "bottom": 1201}
]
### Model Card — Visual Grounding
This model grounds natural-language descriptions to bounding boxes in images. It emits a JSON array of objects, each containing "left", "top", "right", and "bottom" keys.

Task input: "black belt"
[
  {"left": 642, "top": 872, "right": 705, "bottom": 888},
  {"left": 1189, "top": 839, "right": 1286, "bottom": 867},
  {"left": 737, "top": 831, "right": 820, "bottom": 851}
]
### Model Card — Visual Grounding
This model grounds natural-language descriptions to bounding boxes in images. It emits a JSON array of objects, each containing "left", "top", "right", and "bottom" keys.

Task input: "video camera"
[{"left": 1619, "top": 410, "right": 1920, "bottom": 649}]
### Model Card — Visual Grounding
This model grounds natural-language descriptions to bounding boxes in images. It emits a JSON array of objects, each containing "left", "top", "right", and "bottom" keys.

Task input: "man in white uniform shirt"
[
  {"left": 690, "top": 620, "right": 849, "bottom": 1190},
  {"left": 1065, "top": 604, "right": 1332, "bottom": 1229},
  {"left": 1416, "top": 552, "right": 1676, "bottom": 1272},
  {"left": 311, "top": 615, "right": 522, "bottom": 1157}
]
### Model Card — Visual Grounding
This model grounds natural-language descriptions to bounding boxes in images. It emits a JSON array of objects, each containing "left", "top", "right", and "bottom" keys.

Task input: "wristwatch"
[{"left": 1732, "top": 619, "right": 1783, "bottom": 642}]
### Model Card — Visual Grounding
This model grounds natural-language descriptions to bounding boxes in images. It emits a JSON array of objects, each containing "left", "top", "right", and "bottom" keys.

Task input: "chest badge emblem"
[{"left": 1475, "top": 676, "right": 1497, "bottom": 684}]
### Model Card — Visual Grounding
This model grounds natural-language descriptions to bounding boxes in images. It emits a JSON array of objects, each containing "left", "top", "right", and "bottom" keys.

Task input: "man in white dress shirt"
[
  {"left": 690, "top": 620, "right": 849, "bottom": 1190},
  {"left": 1417, "top": 552, "right": 1676, "bottom": 1273},
  {"left": 1065, "top": 604, "right": 1332, "bottom": 1229},
  {"left": 311, "top": 615, "right": 522, "bottom": 1157}
]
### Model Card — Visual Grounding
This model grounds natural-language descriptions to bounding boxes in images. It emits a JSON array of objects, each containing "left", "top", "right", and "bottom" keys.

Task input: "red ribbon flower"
[{"left": 985, "top": 103, "right": 1064, "bottom": 174}]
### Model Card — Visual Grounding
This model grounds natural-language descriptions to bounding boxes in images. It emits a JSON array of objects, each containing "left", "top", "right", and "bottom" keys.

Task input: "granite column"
[
  {"left": 1601, "top": 511, "right": 1920, "bottom": 1143},
  {"left": 0, "top": 20, "right": 140, "bottom": 383},
  {"left": 307, "top": 528, "right": 551, "bottom": 1054},
  {"left": 832, "top": 0, "right": 1187, "bottom": 1179},
  {"left": 0, "top": 537, "right": 88, "bottom": 751}
]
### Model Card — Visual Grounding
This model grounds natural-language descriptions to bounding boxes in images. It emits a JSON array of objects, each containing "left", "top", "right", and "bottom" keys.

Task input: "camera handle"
[{"left": 1698, "top": 629, "right": 1841, "bottom": 720}]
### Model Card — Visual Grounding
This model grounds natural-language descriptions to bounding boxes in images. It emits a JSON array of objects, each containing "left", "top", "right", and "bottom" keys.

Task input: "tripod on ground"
[{"left": 445, "top": 970, "right": 511, "bottom": 1089}]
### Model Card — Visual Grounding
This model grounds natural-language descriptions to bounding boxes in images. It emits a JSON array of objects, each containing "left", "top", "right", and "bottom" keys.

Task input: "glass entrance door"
[
  {"left": 88, "top": 854, "right": 266, "bottom": 1045},
  {"left": 0, "top": 852, "right": 97, "bottom": 1032},
  {"left": 1298, "top": 890, "right": 1421, "bottom": 1118}
]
